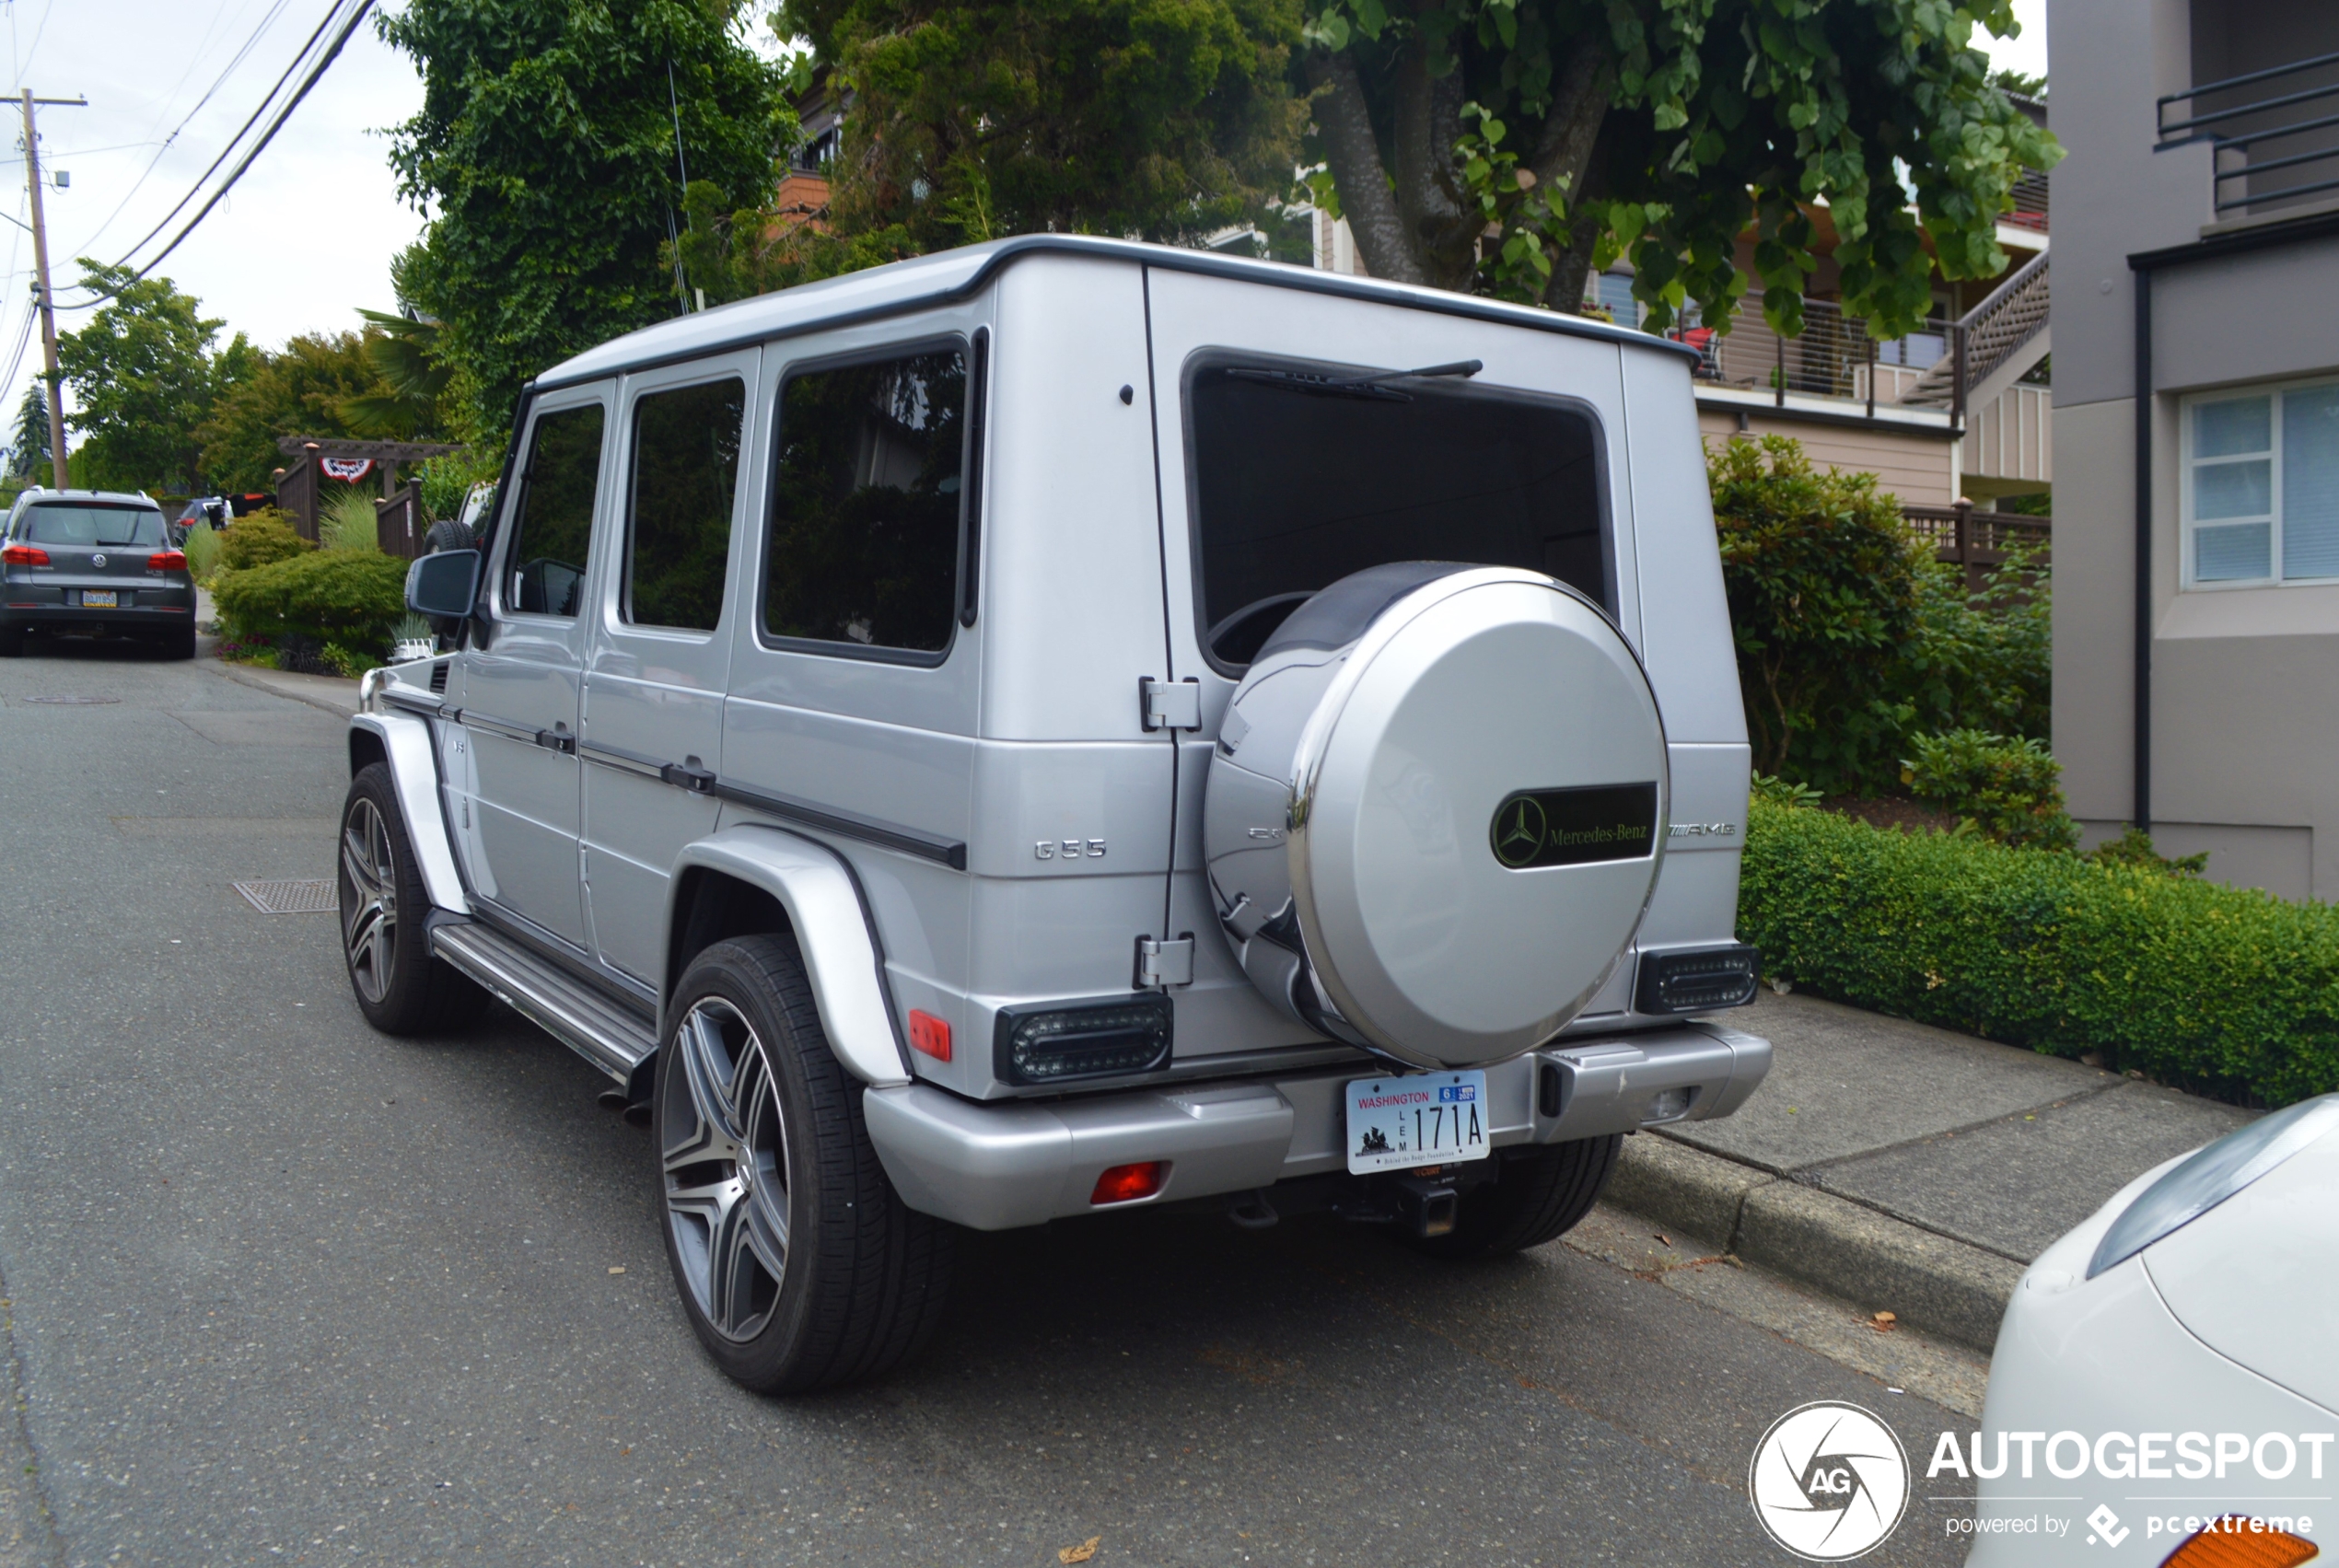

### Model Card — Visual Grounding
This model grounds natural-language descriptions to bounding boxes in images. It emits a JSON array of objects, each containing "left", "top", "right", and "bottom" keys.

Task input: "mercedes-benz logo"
[
  {"left": 1492, "top": 796, "right": 1546, "bottom": 867},
  {"left": 90, "top": 552, "right": 107, "bottom": 567}
]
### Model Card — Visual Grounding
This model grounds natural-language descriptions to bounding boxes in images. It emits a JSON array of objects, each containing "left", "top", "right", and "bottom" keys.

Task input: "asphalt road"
[{"left": 0, "top": 644, "right": 1979, "bottom": 1568}]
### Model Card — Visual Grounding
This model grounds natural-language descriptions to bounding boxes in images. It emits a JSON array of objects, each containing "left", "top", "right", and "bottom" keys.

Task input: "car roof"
[
  {"left": 535, "top": 234, "right": 1700, "bottom": 391},
  {"left": 14, "top": 488, "right": 163, "bottom": 509}
]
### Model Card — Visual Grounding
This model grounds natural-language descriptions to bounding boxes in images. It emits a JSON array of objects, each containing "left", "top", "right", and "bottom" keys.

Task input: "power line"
[
  {"left": 57, "top": 0, "right": 373, "bottom": 310},
  {"left": 95, "top": 0, "right": 334, "bottom": 270},
  {"left": 70, "top": 0, "right": 298, "bottom": 258}
]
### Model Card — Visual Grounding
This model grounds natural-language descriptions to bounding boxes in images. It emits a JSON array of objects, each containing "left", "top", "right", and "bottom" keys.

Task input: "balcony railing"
[
  {"left": 2159, "top": 49, "right": 2339, "bottom": 218},
  {"left": 1682, "top": 295, "right": 1963, "bottom": 421}
]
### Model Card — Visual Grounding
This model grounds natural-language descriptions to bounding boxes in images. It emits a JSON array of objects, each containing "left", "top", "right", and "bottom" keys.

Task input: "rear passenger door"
[
  {"left": 454, "top": 388, "right": 611, "bottom": 948},
  {"left": 580, "top": 353, "right": 758, "bottom": 985}
]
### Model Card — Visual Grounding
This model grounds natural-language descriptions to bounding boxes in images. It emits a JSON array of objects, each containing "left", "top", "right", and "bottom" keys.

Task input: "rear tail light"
[
  {"left": 2, "top": 544, "right": 49, "bottom": 565},
  {"left": 1635, "top": 944, "right": 1761, "bottom": 1014},
  {"left": 995, "top": 994, "right": 1173, "bottom": 1085},
  {"left": 1089, "top": 1162, "right": 1169, "bottom": 1205},
  {"left": 2159, "top": 1517, "right": 2319, "bottom": 1566},
  {"left": 148, "top": 550, "right": 188, "bottom": 571},
  {"left": 906, "top": 1008, "right": 951, "bottom": 1062}
]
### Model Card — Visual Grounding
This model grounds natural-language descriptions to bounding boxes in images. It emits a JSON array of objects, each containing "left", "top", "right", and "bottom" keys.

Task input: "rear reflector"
[
  {"left": 2, "top": 544, "right": 49, "bottom": 565},
  {"left": 906, "top": 1008, "right": 951, "bottom": 1062},
  {"left": 2159, "top": 1517, "right": 2319, "bottom": 1567},
  {"left": 148, "top": 550, "right": 187, "bottom": 571},
  {"left": 1089, "top": 1161, "right": 1169, "bottom": 1206}
]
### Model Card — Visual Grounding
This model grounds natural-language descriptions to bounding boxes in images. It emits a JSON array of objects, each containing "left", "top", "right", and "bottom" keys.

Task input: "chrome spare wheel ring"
[
  {"left": 663, "top": 998, "right": 791, "bottom": 1342},
  {"left": 340, "top": 797, "right": 398, "bottom": 1004}
]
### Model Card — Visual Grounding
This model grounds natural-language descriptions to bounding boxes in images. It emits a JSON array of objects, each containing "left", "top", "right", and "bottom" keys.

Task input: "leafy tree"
[
  {"left": 380, "top": 0, "right": 796, "bottom": 436},
  {"left": 6, "top": 384, "right": 51, "bottom": 479},
  {"left": 1302, "top": 0, "right": 2061, "bottom": 332},
  {"left": 753, "top": 0, "right": 1305, "bottom": 285},
  {"left": 196, "top": 332, "right": 385, "bottom": 493},
  {"left": 343, "top": 249, "right": 457, "bottom": 439},
  {"left": 55, "top": 262, "right": 224, "bottom": 493}
]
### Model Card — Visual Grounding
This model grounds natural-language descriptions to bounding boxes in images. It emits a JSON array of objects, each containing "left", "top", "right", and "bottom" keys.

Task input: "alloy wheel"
[
  {"left": 662, "top": 998, "right": 791, "bottom": 1342},
  {"left": 339, "top": 797, "right": 398, "bottom": 1005}
]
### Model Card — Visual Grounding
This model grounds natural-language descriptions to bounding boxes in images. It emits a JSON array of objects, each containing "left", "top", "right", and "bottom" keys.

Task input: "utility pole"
[{"left": 21, "top": 90, "right": 87, "bottom": 490}]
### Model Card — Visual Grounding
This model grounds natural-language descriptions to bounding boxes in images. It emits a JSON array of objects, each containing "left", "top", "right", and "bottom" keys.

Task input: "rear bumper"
[
  {"left": 864, "top": 1020, "right": 1772, "bottom": 1231},
  {"left": 1, "top": 596, "right": 194, "bottom": 633}
]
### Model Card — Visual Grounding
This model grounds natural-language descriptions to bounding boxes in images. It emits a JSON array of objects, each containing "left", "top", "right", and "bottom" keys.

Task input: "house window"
[{"left": 2182, "top": 379, "right": 2339, "bottom": 587}]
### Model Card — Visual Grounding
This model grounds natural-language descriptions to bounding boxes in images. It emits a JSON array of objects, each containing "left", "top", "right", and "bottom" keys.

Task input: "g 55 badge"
[{"left": 1035, "top": 839, "right": 1107, "bottom": 860}]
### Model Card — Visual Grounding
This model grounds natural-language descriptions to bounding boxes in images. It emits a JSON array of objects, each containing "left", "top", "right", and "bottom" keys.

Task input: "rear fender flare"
[
  {"left": 350, "top": 712, "right": 467, "bottom": 914},
  {"left": 665, "top": 827, "right": 913, "bottom": 1089}
]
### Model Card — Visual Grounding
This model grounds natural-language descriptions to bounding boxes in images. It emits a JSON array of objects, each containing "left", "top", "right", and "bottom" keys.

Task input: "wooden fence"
[{"left": 1901, "top": 502, "right": 2050, "bottom": 595}]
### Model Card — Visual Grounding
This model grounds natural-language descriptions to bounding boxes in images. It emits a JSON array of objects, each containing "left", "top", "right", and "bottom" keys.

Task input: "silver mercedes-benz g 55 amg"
[{"left": 344, "top": 235, "right": 1771, "bottom": 1392}]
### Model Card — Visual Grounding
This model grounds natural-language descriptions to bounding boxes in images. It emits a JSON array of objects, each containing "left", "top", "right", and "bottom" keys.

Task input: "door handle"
[{"left": 534, "top": 726, "right": 576, "bottom": 753}]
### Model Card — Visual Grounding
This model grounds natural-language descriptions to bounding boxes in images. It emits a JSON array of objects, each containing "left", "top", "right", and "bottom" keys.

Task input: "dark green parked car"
[{"left": 0, "top": 489, "right": 196, "bottom": 659}]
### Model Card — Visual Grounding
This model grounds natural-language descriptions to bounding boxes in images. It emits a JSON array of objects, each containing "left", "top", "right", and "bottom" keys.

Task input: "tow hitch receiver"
[{"left": 1392, "top": 1174, "right": 1460, "bottom": 1238}]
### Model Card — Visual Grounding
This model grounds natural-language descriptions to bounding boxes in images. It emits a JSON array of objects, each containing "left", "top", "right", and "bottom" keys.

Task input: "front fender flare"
[
  {"left": 667, "top": 827, "right": 913, "bottom": 1089},
  {"left": 351, "top": 712, "right": 467, "bottom": 914}
]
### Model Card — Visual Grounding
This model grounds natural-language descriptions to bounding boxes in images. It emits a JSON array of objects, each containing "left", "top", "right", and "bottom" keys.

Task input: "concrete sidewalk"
[{"left": 1607, "top": 992, "right": 2255, "bottom": 1353}]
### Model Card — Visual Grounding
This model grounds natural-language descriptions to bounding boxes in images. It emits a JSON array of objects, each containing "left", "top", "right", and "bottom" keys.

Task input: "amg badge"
[{"left": 1488, "top": 783, "right": 1658, "bottom": 869}]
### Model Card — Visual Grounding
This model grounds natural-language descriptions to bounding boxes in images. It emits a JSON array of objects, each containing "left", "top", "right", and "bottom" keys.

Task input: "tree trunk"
[
  {"left": 1390, "top": 41, "right": 1477, "bottom": 290},
  {"left": 1307, "top": 51, "right": 1423, "bottom": 285},
  {"left": 1530, "top": 37, "right": 1614, "bottom": 314}
]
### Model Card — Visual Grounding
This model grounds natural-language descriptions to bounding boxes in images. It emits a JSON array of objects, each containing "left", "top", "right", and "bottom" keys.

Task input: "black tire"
[
  {"left": 656, "top": 935, "right": 954, "bottom": 1393},
  {"left": 1403, "top": 1133, "right": 1623, "bottom": 1259},
  {"left": 161, "top": 622, "right": 196, "bottom": 660},
  {"left": 336, "top": 762, "right": 488, "bottom": 1034},
  {"left": 0, "top": 623, "right": 22, "bottom": 658},
  {"left": 423, "top": 517, "right": 474, "bottom": 554}
]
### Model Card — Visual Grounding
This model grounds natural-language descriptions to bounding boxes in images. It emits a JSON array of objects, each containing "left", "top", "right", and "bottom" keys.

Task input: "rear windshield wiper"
[{"left": 1225, "top": 359, "right": 1483, "bottom": 402}]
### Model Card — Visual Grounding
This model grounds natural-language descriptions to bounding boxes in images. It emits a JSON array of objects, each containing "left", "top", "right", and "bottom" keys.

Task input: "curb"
[
  {"left": 207, "top": 658, "right": 361, "bottom": 720},
  {"left": 1606, "top": 1132, "right": 2020, "bottom": 1354}
]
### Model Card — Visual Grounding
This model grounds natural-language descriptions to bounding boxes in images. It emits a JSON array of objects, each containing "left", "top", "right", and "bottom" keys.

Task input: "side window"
[
  {"left": 763, "top": 346, "right": 965, "bottom": 655},
  {"left": 624, "top": 377, "right": 746, "bottom": 631},
  {"left": 506, "top": 403, "right": 606, "bottom": 617}
]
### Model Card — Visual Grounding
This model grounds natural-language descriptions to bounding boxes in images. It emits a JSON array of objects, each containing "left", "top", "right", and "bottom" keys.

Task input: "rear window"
[
  {"left": 18, "top": 505, "right": 167, "bottom": 549},
  {"left": 1187, "top": 364, "right": 1608, "bottom": 667}
]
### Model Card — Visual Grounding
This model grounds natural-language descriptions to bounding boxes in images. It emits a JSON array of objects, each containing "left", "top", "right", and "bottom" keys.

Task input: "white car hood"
[{"left": 2145, "top": 1125, "right": 2339, "bottom": 1415}]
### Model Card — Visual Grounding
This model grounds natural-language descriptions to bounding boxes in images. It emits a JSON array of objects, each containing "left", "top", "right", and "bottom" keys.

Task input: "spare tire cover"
[{"left": 1203, "top": 563, "right": 1668, "bottom": 1070}]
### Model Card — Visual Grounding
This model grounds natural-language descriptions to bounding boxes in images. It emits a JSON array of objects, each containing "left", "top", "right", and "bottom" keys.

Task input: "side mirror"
[{"left": 406, "top": 548, "right": 481, "bottom": 618}]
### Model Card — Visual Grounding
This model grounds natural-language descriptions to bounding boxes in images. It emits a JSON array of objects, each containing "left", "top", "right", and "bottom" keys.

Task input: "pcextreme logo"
[{"left": 1749, "top": 1401, "right": 1912, "bottom": 1561}]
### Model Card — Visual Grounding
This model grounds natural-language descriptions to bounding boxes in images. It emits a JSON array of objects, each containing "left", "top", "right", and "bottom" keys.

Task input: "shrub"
[
  {"left": 1903, "top": 729, "right": 2079, "bottom": 851},
  {"left": 1892, "top": 543, "right": 2052, "bottom": 746},
  {"left": 217, "top": 508, "right": 312, "bottom": 571},
  {"left": 1738, "top": 796, "right": 2339, "bottom": 1107},
  {"left": 2085, "top": 828, "right": 2210, "bottom": 877},
  {"left": 211, "top": 549, "right": 407, "bottom": 656},
  {"left": 1711, "top": 437, "right": 2054, "bottom": 796},
  {"left": 1710, "top": 436, "right": 1921, "bottom": 795},
  {"left": 319, "top": 486, "right": 383, "bottom": 552},
  {"left": 182, "top": 521, "right": 224, "bottom": 583}
]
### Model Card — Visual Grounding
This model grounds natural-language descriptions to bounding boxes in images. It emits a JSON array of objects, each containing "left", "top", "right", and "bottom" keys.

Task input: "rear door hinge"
[
  {"left": 1135, "top": 934, "right": 1195, "bottom": 989},
  {"left": 1139, "top": 677, "right": 1201, "bottom": 732}
]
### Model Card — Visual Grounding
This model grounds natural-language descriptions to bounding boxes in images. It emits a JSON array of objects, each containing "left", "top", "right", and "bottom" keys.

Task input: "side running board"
[{"left": 431, "top": 923, "right": 656, "bottom": 1083}]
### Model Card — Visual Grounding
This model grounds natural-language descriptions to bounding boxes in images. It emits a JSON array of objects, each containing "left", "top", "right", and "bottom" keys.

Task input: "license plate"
[
  {"left": 79, "top": 590, "right": 117, "bottom": 608},
  {"left": 1345, "top": 1071, "right": 1490, "bottom": 1174}
]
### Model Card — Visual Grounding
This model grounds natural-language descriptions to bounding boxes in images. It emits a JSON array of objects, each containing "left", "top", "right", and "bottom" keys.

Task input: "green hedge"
[
  {"left": 1739, "top": 798, "right": 2339, "bottom": 1107},
  {"left": 212, "top": 550, "right": 408, "bottom": 651}
]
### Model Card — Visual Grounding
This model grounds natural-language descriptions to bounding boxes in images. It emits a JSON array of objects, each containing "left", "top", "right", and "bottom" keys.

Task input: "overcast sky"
[{"left": 5, "top": 0, "right": 2045, "bottom": 412}]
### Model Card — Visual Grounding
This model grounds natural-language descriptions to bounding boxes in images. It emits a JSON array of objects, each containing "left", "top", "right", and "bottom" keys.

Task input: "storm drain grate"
[
  {"left": 22, "top": 694, "right": 120, "bottom": 705},
  {"left": 232, "top": 878, "right": 338, "bottom": 914}
]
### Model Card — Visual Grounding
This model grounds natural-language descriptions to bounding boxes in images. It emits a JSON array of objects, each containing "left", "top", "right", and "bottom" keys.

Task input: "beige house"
[{"left": 2051, "top": 0, "right": 2339, "bottom": 900}]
